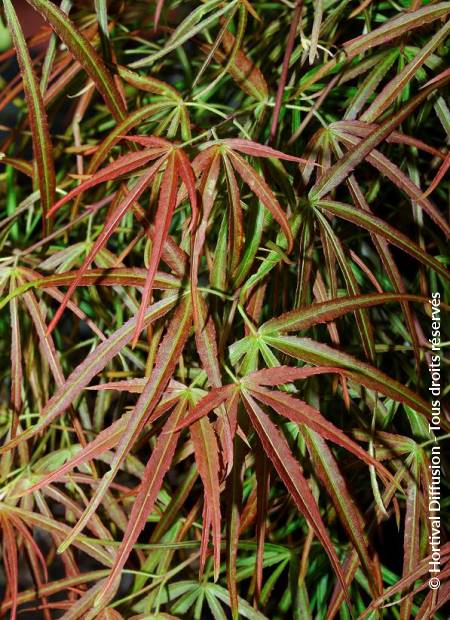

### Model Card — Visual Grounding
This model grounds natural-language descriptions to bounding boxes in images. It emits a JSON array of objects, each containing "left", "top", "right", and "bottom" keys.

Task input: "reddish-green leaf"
[
  {"left": 0, "top": 295, "right": 178, "bottom": 454},
  {"left": 25, "top": 0, "right": 126, "bottom": 120},
  {"left": 191, "top": 417, "right": 222, "bottom": 580},
  {"left": 309, "top": 75, "right": 450, "bottom": 202},
  {"left": 260, "top": 292, "right": 430, "bottom": 334},
  {"left": 343, "top": 4, "right": 450, "bottom": 58},
  {"left": 302, "top": 427, "right": 379, "bottom": 597},
  {"left": 228, "top": 150, "right": 293, "bottom": 252},
  {"left": 98, "top": 400, "right": 187, "bottom": 606},
  {"left": 242, "top": 392, "right": 349, "bottom": 601},
  {"left": 47, "top": 158, "right": 165, "bottom": 335},
  {"left": 316, "top": 200, "right": 450, "bottom": 281},
  {"left": 57, "top": 298, "right": 192, "bottom": 554},
  {"left": 4, "top": 0, "right": 55, "bottom": 229},
  {"left": 263, "top": 335, "right": 431, "bottom": 418}
]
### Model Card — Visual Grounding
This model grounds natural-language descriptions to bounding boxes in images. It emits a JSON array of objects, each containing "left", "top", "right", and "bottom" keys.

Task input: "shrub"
[{"left": 0, "top": 1, "right": 449, "bottom": 618}]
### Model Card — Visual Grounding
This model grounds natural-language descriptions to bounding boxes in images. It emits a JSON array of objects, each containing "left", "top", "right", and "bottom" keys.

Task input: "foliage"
[{"left": 0, "top": 0, "right": 449, "bottom": 618}]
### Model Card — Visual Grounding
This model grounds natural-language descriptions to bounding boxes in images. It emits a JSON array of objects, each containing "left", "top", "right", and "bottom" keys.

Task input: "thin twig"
[{"left": 269, "top": 0, "right": 304, "bottom": 143}]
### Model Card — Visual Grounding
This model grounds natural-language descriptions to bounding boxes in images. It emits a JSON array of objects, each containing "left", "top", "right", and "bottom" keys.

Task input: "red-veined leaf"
[
  {"left": 219, "top": 29, "right": 268, "bottom": 101},
  {"left": 400, "top": 457, "right": 421, "bottom": 620},
  {"left": 247, "top": 384, "right": 392, "bottom": 478},
  {"left": 1, "top": 516, "right": 18, "bottom": 620},
  {"left": 302, "top": 427, "right": 380, "bottom": 597},
  {"left": 228, "top": 150, "right": 293, "bottom": 252},
  {"left": 0, "top": 294, "right": 178, "bottom": 454},
  {"left": 97, "top": 399, "right": 187, "bottom": 606},
  {"left": 47, "top": 158, "right": 165, "bottom": 335},
  {"left": 191, "top": 417, "right": 222, "bottom": 580},
  {"left": 226, "top": 439, "right": 245, "bottom": 620},
  {"left": 223, "top": 139, "right": 310, "bottom": 164},
  {"left": 4, "top": 0, "right": 55, "bottom": 230},
  {"left": 361, "top": 20, "right": 450, "bottom": 122},
  {"left": 222, "top": 153, "right": 244, "bottom": 272},
  {"left": 133, "top": 150, "right": 179, "bottom": 345},
  {"left": 57, "top": 298, "right": 192, "bottom": 554},
  {"left": 309, "top": 75, "right": 450, "bottom": 202},
  {"left": 48, "top": 148, "right": 166, "bottom": 218},
  {"left": 422, "top": 151, "right": 450, "bottom": 198},
  {"left": 9, "top": 277, "right": 22, "bottom": 416},
  {"left": 262, "top": 335, "right": 432, "bottom": 419},
  {"left": 317, "top": 214, "right": 375, "bottom": 361},
  {"left": 173, "top": 385, "right": 235, "bottom": 431},
  {"left": 118, "top": 65, "right": 181, "bottom": 101},
  {"left": 2, "top": 505, "right": 112, "bottom": 567},
  {"left": 343, "top": 4, "right": 450, "bottom": 58},
  {"left": 191, "top": 147, "right": 222, "bottom": 324},
  {"left": 334, "top": 130, "right": 450, "bottom": 237},
  {"left": 241, "top": 392, "right": 349, "bottom": 601},
  {"left": 245, "top": 365, "right": 343, "bottom": 386},
  {"left": 316, "top": 201, "right": 450, "bottom": 281},
  {"left": 25, "top": 0, "right": 126, "bottom": 120},
  {"left": 260, "top": 292, "right": 431, "bottom": 334}
]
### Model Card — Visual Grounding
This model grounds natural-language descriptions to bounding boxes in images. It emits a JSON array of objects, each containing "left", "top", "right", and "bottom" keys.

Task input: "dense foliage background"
[{"left": 0, "top": 0, "right": 449, "bottom": 618}]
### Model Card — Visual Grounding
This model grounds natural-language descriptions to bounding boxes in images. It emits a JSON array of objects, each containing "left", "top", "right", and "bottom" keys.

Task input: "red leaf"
[
  {"left": 133, "top": 151, "right": 179, "bottom": 345},
  {"left": 242, "top": 392, "right": 349, "bottom": 601},
  {"left": 47, "top": 158, "right": 165, "bottom": 335},
  {"left": 191, "top": 417, "right": 222, "bottom": 580},
  {"left": 98, "top": 400, "right": 187, "bottom": 605},
  {"left": 47, "top": 148, "right": 166, "bottom": 218},
  {"left": 223, "top": 139, "right": 311, "bottom": 164}
]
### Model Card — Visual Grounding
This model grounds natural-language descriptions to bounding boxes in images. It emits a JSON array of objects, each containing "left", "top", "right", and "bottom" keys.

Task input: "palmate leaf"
[
  {"left": 309, "top": 73, "right": 450, "bottom": 203},
  {"left": 241, "top": 392, "right": 349, "bottom": 600},
  {"left": 241, "top": 371, "right": 393, "bottom": 481},
  {"left": 44, "top": 137, "right": 194, "bottom": 341},
  {"left": 0, "top": 294, "right": 179, "bottom": 454},
  {"left": 261, "top": 335, "right": 435, "bottom": 421},
  {"left": 82, "top": 103, "right": 177, "bottom": 182},
  {"left": 1, "top": 0, "right": 450, "bottom": 616},
  {"left": 172, "top": 364, "right": 392, "bottom": 597},
  {"left": 57, "top": 297, "right": 192, "bottom": 556}
]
